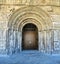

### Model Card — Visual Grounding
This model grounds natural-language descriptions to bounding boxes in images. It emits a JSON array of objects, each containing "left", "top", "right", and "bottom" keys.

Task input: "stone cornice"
[{"left": 0, "top": 4, "right": 60, "bottom": 7}]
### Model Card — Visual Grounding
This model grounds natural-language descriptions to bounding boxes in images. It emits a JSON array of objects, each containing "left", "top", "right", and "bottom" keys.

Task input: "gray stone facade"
[{"left": 0, "top": 0, "right": 60, "bottom": 54}]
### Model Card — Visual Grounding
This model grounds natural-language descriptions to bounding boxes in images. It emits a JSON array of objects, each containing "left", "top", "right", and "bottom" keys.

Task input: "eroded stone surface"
[{"left": 0, "top": 0, "right": 60, "bottom": 54}]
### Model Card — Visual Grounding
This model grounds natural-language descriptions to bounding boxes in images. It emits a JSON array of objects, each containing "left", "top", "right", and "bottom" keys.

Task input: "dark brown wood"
[{"left": 22, "top": 23, "right": 38, "bottom": 50}]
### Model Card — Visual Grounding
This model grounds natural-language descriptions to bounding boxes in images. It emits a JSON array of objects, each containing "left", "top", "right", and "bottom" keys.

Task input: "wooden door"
[{"left": 23, "top": 31, "right": 38, "bottom": 50}]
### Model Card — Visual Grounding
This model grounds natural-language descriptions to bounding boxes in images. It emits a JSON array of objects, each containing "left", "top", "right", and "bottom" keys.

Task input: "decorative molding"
[{"left": 0, "top": 0, "right": 60, "bottom": 6}]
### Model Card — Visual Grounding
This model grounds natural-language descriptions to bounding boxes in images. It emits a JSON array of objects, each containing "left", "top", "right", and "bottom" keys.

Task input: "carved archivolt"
[{"left": 8, "top": 6, "right": 52, "bottom": 31}]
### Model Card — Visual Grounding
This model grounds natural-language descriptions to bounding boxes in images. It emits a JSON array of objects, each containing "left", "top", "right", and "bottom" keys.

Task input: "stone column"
[
  {"left": 43, "top": 30, "right": 47, "bottom": 52},
  {"left": 38, "top": 31, "right": 41, "bottom": 51},
  {"left": 51, "top": 30, "right": 54, "bottom": 53},
  {"left": 18, "top": 31, "right": 22, "bottom": 52},
  {"left": 8, "top": 29, "right": 14, "bottom": 54},
  {"left": 14, "top": 30, "right": 19, "bottom": 53},
  {"left": 13, "top": 30, "right": 16, "bottom": 51},
  {"left": 6, "top": 29, "right": 10, "bottom": 54},
  {"left": 38, "top": 31, "right": 45, "bottom": 52},
  {"left": 46, "top": 30, "right": 52, "bottom": 53}
]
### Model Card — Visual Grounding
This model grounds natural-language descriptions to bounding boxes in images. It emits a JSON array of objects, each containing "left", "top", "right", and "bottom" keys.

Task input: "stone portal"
[{"left": 7, "top": 6, "right": 53, "bottom": 54}]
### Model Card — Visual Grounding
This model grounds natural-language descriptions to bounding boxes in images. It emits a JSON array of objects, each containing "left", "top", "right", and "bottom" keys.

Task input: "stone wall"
[{"left": 0, "top": 0, "right": 60, "bottom": 54}]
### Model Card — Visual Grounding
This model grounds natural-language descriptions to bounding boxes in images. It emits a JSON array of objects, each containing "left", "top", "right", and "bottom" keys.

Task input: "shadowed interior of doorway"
[{"left": 22, "top": 23, "right": 38, "bottom": 50}]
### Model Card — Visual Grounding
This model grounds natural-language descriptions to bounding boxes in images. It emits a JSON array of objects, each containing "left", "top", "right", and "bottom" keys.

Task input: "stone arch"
[
  {"left": 18, "top": 18, "right": 42, "bottom": 31},
  {"left": 8, "top": 6, "right": 52, "bottom": 30},
  {"left": 7, "top": 6, "right": 53, "bottom": 54}
]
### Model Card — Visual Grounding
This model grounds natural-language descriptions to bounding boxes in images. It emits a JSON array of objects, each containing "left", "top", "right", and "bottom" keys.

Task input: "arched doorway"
[
  {"left": 7, "top": 6, "right": 53, "bottom": 54},
  {"left": 22, "top": 23, "right": 38, "bottom": 50}
]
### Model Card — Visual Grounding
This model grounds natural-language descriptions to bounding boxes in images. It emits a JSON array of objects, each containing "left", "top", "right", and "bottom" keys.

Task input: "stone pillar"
[
  {"left": 43, "top": 30, "right": 47, "bottom": 52},
  {"left": 46, "top": 30, "right": 52, "bottom": 53},
  {"left": 51, "top": 30, "right": 54, "bottom": 53},
  {"left": 38, "top": 31, "right": 45, "bottom": 52},
  {"left": 18, "top": 31, "right": 22, "bottom": 52},
  {"left": 6, "top": 30, "right": 8, "bottom": 54},
  {"left": 13, "top": 31, "right": 16, "bottom": 51},
  {"left": 14, "top": 30, "right": 19, "bottom": 53},
  {"left": 6, "top": 29, "right": 10, "bottom": 54},
  {"left": 38, "top": 31, "right": 41, "bottom": 51},
  {"left": 8, "top": 29, "right": 14, "bottom": 54}
]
